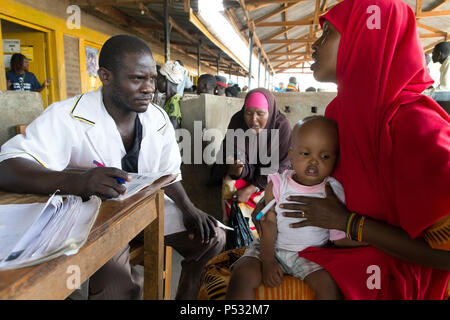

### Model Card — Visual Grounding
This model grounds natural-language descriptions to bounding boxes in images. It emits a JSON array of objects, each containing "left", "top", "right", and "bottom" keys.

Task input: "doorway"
[{"left": 1, "top": 19, "right": 52, "bottom": 107}]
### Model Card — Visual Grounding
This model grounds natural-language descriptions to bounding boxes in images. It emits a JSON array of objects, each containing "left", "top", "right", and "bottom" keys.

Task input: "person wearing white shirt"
[
  {"left": 430, "top": 42, "right": 450, "bottom": 101},
  {"left": 0, "top": 35, "right": 225, "bottom": 300},
  {"left": 175, "top": 60, "right": 192, "bottom": 97}
]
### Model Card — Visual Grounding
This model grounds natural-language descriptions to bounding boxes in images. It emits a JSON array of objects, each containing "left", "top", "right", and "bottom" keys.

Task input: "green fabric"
[{"left": 163, "top": 94, "right": 182, "bottom": 124}]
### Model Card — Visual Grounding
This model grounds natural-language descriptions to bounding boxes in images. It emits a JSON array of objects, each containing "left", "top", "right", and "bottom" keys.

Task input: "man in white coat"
[{"left": 0, "top": 35, "right": 225, "bottom": 300}]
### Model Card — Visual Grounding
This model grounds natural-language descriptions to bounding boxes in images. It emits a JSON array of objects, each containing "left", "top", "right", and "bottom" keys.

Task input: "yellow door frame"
[{"left": 0, "top": 14, "right": 60, "bottom": 103}]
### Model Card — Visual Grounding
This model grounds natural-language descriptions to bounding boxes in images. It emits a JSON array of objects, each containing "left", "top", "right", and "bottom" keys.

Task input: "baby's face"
[{"left": 289, "top": 122, "right": 338, "bottom": 186}]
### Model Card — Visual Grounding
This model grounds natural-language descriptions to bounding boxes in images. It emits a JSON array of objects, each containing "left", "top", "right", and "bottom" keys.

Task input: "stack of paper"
[{"left": 0, "top": 193, "right": 101, "bottom": 270}]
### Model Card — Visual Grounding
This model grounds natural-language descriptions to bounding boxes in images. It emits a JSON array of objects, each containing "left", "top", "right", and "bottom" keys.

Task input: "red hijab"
[{"left": 299, "top": 0, "right": 450, "bottom": 299}]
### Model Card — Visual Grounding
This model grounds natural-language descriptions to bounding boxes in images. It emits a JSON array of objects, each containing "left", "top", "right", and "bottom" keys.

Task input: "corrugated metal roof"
[
  {"left": 80, "top": 0, "right": 247, "bottom": 77},
  {"left": 226, "top": 0, "right": 449, "bottom": 73}
]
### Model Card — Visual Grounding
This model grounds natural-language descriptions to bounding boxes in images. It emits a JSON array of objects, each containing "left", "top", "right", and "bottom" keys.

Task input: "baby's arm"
[{"left": 259, "top": 181, "right": 284, "bottom": 287}]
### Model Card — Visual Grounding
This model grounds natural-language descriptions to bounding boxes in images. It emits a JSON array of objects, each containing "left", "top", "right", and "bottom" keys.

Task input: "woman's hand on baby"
[
  {"left": 262, "top": 259, "right": 284, "bottom": 287},
  {"left": 280, "top": 182, "right": 349, "bottom": 231}
]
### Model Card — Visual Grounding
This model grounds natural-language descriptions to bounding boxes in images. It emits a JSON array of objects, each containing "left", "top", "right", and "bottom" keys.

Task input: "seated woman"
[
  {"left": 212, "top": 88, "right": 292, "bottom": 236},
  {"left": 280, "top": 0, "right": 449, "bottom": 299}
]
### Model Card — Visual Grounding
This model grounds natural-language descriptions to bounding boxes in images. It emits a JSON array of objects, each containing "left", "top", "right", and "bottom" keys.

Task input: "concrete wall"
[
  {"left": 180, "top": 93, "right": 244, "bottom": 139},
  {"left": 182, "top": 92, "right": 337, "bottom": 138},
  {"left": 0, "top": 90, "right": 43, "bottom": 145}
]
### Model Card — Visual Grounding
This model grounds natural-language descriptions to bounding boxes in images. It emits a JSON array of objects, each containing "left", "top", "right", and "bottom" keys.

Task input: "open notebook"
[{"left": 0, "top": 192, "right": 101, "bottom": 270}]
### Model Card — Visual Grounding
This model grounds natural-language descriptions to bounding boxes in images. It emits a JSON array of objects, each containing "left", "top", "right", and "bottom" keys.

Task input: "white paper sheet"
[
  {"left": 0, "top": 194, "right": 101, "bottom": 270},
  {"left": 109, "top": 173, "right": 164, "bottom": 201},
  {"left": 0, "top": 202, "right": 46, "bottom": 261}
]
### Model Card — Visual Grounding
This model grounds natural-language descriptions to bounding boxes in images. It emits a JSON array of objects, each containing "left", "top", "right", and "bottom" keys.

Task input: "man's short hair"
[
  {"left": 215, "top": 75, "right": 227, "bottom": 86},
  {"left": 99, "top": 35, "right": 153, "bottom": 74},
  {"left": 198, "top": 74, "right": 217, "bottom": 89},
  {"left": 289, "top": 76, "right": 297, "bottom": 83},
  {"left": 434, "top": 42, "right": 450, "bottom": 58}
]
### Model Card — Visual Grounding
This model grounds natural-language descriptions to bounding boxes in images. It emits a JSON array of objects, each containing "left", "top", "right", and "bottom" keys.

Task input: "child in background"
[{"left": 226, "top": 116, "right": 365, "bottom": 300}]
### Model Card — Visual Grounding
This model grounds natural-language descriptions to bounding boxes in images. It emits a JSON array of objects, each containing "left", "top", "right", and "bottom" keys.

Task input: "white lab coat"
[{"left": 0, "top": 88, "right": 186, "bottom": 235}]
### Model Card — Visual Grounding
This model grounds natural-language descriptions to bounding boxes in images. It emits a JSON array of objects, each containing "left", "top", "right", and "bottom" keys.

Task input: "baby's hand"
[{"left": 262, "top": 259, "right": 284, "bottom": 287}]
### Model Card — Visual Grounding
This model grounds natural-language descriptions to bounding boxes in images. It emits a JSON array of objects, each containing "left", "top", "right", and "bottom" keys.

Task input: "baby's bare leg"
[
  {"left": 226, "top": 257, "right": 263, "bottom": 300},
  {"left": 303, "top": 269, "right": 343, "bottom": 300}
]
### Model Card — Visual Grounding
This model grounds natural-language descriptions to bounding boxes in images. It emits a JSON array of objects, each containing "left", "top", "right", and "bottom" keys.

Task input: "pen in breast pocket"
[
  {"left": 93, "top": 160, "right": 125, "bottom": 184},
  {"left": 256, "top": 198, "right": 277, "bottom": 220}
]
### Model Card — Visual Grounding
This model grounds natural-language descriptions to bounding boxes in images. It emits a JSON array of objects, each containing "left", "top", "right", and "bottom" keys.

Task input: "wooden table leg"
[
  {"left": 144, "top": 190, "right": 165, "bottom": 299},
  {"left": 164, "top": 246, "right": 172, "bottom": 300}
]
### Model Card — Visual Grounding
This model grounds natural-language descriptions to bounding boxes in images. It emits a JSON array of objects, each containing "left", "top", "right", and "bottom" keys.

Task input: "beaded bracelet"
[
  {"left": 357, "top": 216, "right": 366, "bottom": 242},
  {"left": 346, "top": 213, "right": 356, "bottom": 240},
  {"left": 352, "top": 215, "right": 360, "bottom": 239}
]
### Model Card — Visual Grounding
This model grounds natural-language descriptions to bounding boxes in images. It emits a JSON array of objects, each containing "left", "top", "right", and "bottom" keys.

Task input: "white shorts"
[{"left": 239, "top": 239, "right": 323, "bottom": 280}]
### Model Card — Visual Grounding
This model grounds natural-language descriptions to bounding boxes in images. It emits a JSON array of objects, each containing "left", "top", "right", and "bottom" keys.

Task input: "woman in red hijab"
[{"left": 280, "top": 0, "right": 450, "bottom": 299}]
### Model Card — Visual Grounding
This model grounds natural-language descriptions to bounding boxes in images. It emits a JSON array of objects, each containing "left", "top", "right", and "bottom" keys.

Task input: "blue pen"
[
  {"left": 93, "top": 160, "right": 125, "bottom": 184},
  {"left": 256, "top": 198, "right": 276, "bottom": 220}
]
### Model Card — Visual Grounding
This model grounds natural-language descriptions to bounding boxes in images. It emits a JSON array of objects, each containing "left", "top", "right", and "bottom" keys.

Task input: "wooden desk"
[{"left": 0, "top": 174, "right": 176, "bottom": 300}]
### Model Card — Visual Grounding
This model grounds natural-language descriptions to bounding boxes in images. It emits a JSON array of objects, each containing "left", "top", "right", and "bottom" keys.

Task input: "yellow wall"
[{"left": 0, "top": 1, "right": 112, "bottom": 104}]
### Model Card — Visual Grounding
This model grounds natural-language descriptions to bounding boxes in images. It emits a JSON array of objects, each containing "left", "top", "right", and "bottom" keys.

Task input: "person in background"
[
  {"left": 211, "top": 88, "right": 292, "bottom": 236},
  {"left": 225, "top": 85, "right": 240, "bottom": 97},
  {"left": 285, "top": 77, "right": 299, "bottom": 92},
  {"left": 175, "top": 59, "right": 192, "bottom": 96},
  {"left": 197, "top": 74, "right": 217, "bottom": 95},
  {"left": 215, "top": 75, "right": 227, "bottom": 96},
  {"left": 6, "top": 53, "right": 51, "bottom": 92},
  {"left": 274, "top": 82, "right": 285, "bottom": 92},
  {"left": 429, "top": 42, "right": 450, "bottom": 101},
  {"left": 152, "top": 65, "right": 165, "bottom": 107},
  {"left": 157, "top": 61, "right": 185, "bottom": 129}
]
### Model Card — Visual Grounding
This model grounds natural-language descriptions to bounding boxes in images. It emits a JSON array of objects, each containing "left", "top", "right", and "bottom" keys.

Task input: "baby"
[{"left": 226, "top": 115, "right": 358, "bottom": 300}]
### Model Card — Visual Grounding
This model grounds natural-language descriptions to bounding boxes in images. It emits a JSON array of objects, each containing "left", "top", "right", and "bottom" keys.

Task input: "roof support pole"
[
  {"left": 248, "top": 31, "right": 253, "bottom": 89},
  {"left": 257, "top": 49, "right": 261, "bottom": 88},
  {"left": 197, "top": 41, "right": 201, "bottom": 77},
  {"left": 264, "top": 60, "right": 267, "bottom": 88},
  {"left": 217, "top": 52, "right": 221, "bottom": 75},
  {"left": 164, "top": 0, "right": 170, "bottom": 62}
]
